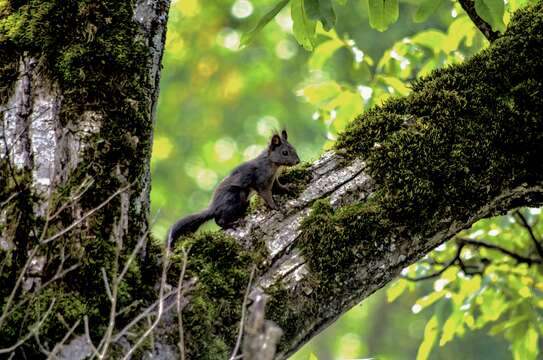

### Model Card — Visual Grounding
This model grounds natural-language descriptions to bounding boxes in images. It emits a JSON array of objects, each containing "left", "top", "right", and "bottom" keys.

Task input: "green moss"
[
  {"left": 334, "top": 2, "right": 543, "bottom": 233},
  {"left": 265, "top": 281, "right": 305, "bottom": 339},
  {"left": 170, "top": 232, "right": 254, "bottom": 359},
  {"left": 1, "top": 284, "right": 90, "bottom": 347},
  {"left": 272, "top": 2, "right": 543, "bottom": 346},
  {"left": 277, "top": 162, "right": 312, "bottom": 194},
  {"left": 0, "top": 42, "right": 17, "bottom": 104}
]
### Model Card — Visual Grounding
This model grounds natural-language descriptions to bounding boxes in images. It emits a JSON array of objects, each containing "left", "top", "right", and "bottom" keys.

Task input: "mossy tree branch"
[
  {"left": 1, "top": 1, "right": 542, "bottom": 359},
  {"left": 165, "top": 4, "right": 543, "bottom": 359}
]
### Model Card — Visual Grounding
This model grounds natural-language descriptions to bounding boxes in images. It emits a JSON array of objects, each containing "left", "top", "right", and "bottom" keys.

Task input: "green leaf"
[
  {"left": 414, "top": 290, "right": 447, "bottom": 311},
  {"left": 368, "top": 0, "right": 399, "bottom": 32},
  {"left": 308, "top": 353, "right": 319, "bottom": 360},
  {"left": 379, "top": 75, "right": 410, "bottom": 96},
  {"left": 333, "top": 91, "right": 363, "bottom": 131},
  {"left": 443, "top": 16, "right": 477, "bottom": 53},
  {"left": 334, "top": 0, "right": 347, "bottom": 5},
  {"left": 292, "top": 0, "right": 317, "bottom": 50},
  {"left": 439, "top": 311, "right": 464, "bottom": 346},
  {"left": 474, "top": 0, "right": 506, "bottom": 32},
  {"left": 304, "top": 0, "right": 320, "bottom": 20},
  {"left": 510, "top": 323, "right": 539, "bottom": 360},
  {"left": 417, "top": 315, "right": 438, "bottom": 360},
  {"left": 303, "top": 0, "right": 336, "bottom": 31},
  {"left": 241, "top": 0, "right": 290, "bottom": 47},
  {"left": 318, "top": 0, "right": 336, "bottom": 31},
  {"left": 387, "top": 279, "right": 408, "bottom": 303},
  {"left": 413, "top": 0, "right": 444, "bottom": 23},
  {"left": 308, "top": 38, "right": 343, "bottom": 69},
  {"left": 301, "top": 81, "right": 342, "bottom": 105},
  {"left": 411, "top": 29, "right": 446, "bottom": 53},
  {"left": 489, "top": 315, "right": 530, "bottom": 335}
]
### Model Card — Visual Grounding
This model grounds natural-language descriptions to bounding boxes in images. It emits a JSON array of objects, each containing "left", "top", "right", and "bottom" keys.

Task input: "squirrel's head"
[{"left": 268, "top": 130, "right": 300, "bottom": 166}]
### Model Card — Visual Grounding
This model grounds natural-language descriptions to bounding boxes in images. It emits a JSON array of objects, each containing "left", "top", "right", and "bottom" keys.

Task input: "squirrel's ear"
[
  {"left": 270, "top": 134, "right": 282, "bottom": 148},
  {"left": 281, "top": 129, "right": 288, "bottom": 140}
]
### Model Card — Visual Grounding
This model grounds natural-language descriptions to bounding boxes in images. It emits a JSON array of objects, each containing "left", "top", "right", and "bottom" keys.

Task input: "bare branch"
[
  {"left": 112, "top": 288, "right": 177, "bottom": 343},
  {"left": 229, "top": 264, "right": 257, "bottom": 360},
  {"left": 242, "top": 291, "right": 283, "bottom": 360},
  {"left": 84, "top": 316, "right": 99, "bottom": 356},
  {"left": 41, "top": 184, "right": 131, "bottom": 245},
  {"left": 0, "top": 298, "right": 56, "bottom": 355},
  {"left": 457, "top": 0, "right": 500, "bottom": 42},
  {"left": 101, "top": 267, "right": 113, "bottom": 302},
  {"left": 402, "top": 244, "right": 464, "bottom": 282},
  {"left": 116, "top": 228, "right": 149, "bottom": 286},
  {"left": 514, "top": 210, "right": 543, "bottom": 259},
  {"left": 460, "top": 237, "right": 542, "bottom": 265},
  {"left": 0, "top": 191, "right": 19, "bottom": 208},
  {"left": 121, "top": 246, "right": 171, "bottom": 360},
  {"left": 176, "top": 245, "right": 191, "bottom": 360},
  {"left": 47, "top": 319, "right": 81, "bottom": 360},
  {"left": 0, "top": 247, "right": 40, "bottom": 329}
]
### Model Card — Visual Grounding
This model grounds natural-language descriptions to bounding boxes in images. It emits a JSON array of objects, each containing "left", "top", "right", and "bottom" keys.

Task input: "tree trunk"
[
  {"left": 1, "top": 0, "right": 170, "bottom": 357},
  {"left": 1, "top": 2, "right": 542, "bottom": 360}
]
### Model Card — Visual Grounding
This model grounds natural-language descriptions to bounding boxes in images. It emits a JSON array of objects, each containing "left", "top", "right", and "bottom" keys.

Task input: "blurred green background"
[{"left": 151, "top": 0, "right": 543, "bottom": 359}]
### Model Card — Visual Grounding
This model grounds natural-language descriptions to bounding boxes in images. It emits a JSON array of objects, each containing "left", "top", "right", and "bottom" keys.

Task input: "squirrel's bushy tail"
[{"left": 167, "top": 208, "right": 214, "bottom": 248}]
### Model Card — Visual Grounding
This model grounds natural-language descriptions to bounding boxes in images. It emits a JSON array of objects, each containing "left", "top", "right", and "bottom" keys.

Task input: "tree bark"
[
  {"left": 1, "top": 1, "right": 542, "bottom": 360},
  {"left": 1, "top": 0, "right": 170, "bottom": 357}
]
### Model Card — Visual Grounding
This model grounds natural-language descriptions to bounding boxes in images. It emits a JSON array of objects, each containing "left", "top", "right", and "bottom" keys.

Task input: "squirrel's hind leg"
[{"left": 213, "top": 190, "right": 250, "bottom": 229}]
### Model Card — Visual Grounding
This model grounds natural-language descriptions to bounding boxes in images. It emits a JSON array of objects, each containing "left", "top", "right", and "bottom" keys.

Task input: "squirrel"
[{"left": 167, "top": 129, "right": 300, "bottom": 247}]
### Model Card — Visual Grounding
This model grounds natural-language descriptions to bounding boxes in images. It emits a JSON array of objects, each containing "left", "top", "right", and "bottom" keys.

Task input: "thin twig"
[
  {"left": 0, "top": 191, "right": 19, "bottom": 208},
  {"left": 514, "top": 210, "right": 543, "bottom": 259},
  {"left": 84, "top": 316, "right": 99, "bottom": 357},
  {"left": 0, "top": 298, "right": 56, "bottom": 354},
  {"left": 402, "top": 244, "right": 464, "bottom": 281},
  {"left": 41, "top": 184, "right": 131, "bottom": 244},
  {"left": 121, "top": 243, "right": 171, "bottom": 360},
  {"left": 101, "top": 267, "right": 113, "bottom": 302},
  {"left": 34, "top": 331, "right": 51, "bottom": 356},
  {"left": 460, "top": 237, "right": 542, "bottom": 265},
  {"left": 47, "top": 319, "right": 81, "bottom": 360},
  {"left": 2, "top": 263, "right": 80, "bottom": 323},
  {"left": 457, "top": 0, "right": 500, "bottom": 42},
  {"left": 177, "top": 245, "right": 191, "bottom": 360},
  {"left": 0, "top": 246, "right": 40, "bottom": 329},
  {"left": 96, "top": 183, "right": 127, "bottom": 360},
  {"left": 48, "top": 177, "right": 94, "bottom": 221},
  {"left": 116, "top": 228, "right": 149, "bottom": 286},
  {"left": 229, "top": 264, "right": 257, "bottom": 360},
  {"left": 112, "top": 289, "right": 177, "bottom": 343}
]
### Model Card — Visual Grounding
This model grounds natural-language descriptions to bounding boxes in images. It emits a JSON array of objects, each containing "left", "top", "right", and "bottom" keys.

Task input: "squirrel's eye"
[{"left": 282, "top": 150, "right": 288, "bottom": 156}]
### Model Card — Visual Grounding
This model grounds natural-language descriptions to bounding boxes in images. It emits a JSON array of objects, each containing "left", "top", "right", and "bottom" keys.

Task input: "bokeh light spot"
[
  {"left": 153, "top": 136, "right": 173, "bottom": 160},
  {"left": 214, "top": 137, "right": 237, "bottom": 162},
  {"left": 231, "top": 0, "right": 253, "bottom": 19},
  {"left": 257, "top": 115, "right": 279, "bottom": 136},
  {"left": 275, "top": 39, "right": 297, "bottom": 60},
  {"left": 196, "top": 168, "right": 218, "bottom": 191},
  {"left": 217, "top": 28, "right": 241, "bottom": 51},
  {"left": 243, "top": 145, "right": 263, "bottom": 160},
  {"left": 179, "top": 0, "right": 200, "bottom": 17}
]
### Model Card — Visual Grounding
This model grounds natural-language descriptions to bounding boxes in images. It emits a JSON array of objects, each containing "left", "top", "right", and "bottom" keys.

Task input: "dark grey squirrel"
[{"left": 167, "top": 130, "right": 300, "bottom": 247}]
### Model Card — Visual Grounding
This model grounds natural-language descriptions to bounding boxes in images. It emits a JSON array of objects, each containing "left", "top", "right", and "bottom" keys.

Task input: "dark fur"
[{"left": 168, "top": 130, "right": 300, "bottom": 247}]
